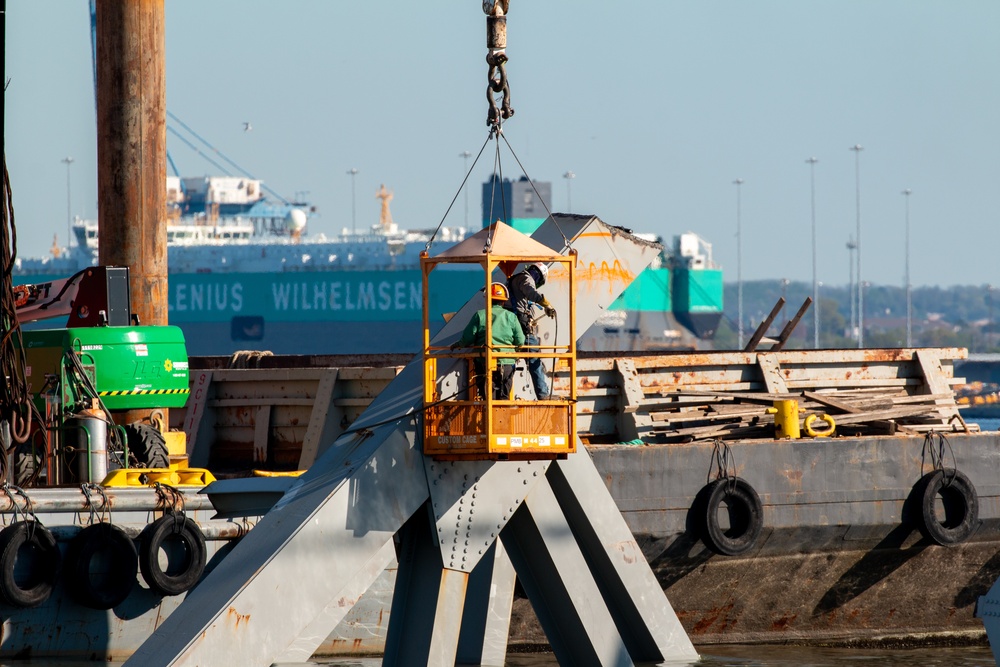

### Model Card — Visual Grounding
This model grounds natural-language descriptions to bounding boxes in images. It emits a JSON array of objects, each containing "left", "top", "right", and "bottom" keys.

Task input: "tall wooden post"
[
  {"left": 95, "top": 0, "right": 167, "bottom": 327},
  {"left": 95, "top": 0, "right": 167, "bottom": 432}
]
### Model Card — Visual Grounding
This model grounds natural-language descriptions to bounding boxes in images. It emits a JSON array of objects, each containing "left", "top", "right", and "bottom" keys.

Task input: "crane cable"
[
  {"left": 427, "top": 2, "right": 572, "bottom": 253},
  {"left": 0, "top": 155, "right": 44, "bottom": 451}
]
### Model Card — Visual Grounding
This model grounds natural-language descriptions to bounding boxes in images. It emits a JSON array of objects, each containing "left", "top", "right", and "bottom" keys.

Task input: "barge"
[{"left": 5, "top": 344, "right": 992, "bottom": 660}]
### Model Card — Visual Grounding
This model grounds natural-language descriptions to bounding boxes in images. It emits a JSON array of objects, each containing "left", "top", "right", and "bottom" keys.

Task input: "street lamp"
[
  {"left": 806, "top": 157, "right": 819, "bottom": 348},
  {"left": 346, "top": 168, "right": 359, "bottom": 234},
  {"left": 733, "top": 178, "right": 745, "bottom": 349},
  {"left": 989, "top": 285, "right": 996, "bottom": 352},
  {"left": 563, "top": 171, "right": 575, "bottom": 213},
  {"left": 902, "top": 188, "right": 913, "bottom": 347},
  {"left": 817, "top": 281, "right": 824, "bottom": 346},
  {"left": 459, "top": 151, "right": 472, "bottom": 227},
  {"left": 849, "top": 144, "right": 864, "bottom": 347},
  {"left": 846, "top": 236, "right": 857, "bottom": 341},
  {"left": 61, "top": 156, "right": 75, "bottom": 248},
  {"left": 861, "top": 281, "right": 871, "bottom": 344}
]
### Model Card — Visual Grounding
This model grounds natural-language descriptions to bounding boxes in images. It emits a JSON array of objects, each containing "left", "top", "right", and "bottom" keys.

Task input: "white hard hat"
[{"left": 531, "top": 262, "right": 549, "bottom": 284}]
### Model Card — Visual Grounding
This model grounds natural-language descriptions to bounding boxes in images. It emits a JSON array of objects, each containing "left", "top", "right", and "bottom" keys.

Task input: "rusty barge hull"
[
  {"left": 3, "top": 348, "right": 998, "bottom": 659},
  {"left": 581, "top": 434, "right": 1000, "bottom": 647}
]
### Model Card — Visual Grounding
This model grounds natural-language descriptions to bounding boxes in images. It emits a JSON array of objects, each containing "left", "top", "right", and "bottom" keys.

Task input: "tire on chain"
[
  {"left": 63, "top": 523, "right": 138, "bottom": 610},
  {"left": 124, "top": 422, "right": 170, "bottom": 469},
  {"left": 139, "top": 514, "right": 207, "bottom": 596},
  {"left": 0, "top": 520, "right": 61, "bottom": 608},
  {"left": 699, "top": 477, "right": 764, "bottom": 557},
  {"left": 913, "top": 469, "right": 978, "bottom": 546}
]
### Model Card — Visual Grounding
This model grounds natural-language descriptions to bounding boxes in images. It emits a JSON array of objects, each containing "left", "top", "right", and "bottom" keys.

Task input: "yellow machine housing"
[{"left": 421, "top": 223, "right": 577, "bottom": 461}]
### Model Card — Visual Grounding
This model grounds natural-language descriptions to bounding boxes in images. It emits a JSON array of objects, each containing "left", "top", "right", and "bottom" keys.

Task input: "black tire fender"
[
  {"left": 914, "top": 469, "right": 978, "bottom": 546},
  {"left": 64, "top": 523, "right": 138, "bottom": 610},
  {"left": 139, "top": 514, "right": 207, "bottom": 596},
  {"left": 0, "top": 520, "right": 61, "bottom": 608},
  {"left": 700, "top": 477, "right": 764, "bottom": 557}
]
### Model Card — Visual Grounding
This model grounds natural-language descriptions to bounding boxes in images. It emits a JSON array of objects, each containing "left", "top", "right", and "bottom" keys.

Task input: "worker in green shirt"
[{"left": 455, "top": 282, "right": 525, "bottom": 400}]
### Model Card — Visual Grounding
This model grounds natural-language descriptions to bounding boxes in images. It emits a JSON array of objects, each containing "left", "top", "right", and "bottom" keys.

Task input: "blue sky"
[{"left": 5, "top": 1, "right": 999, "bottom": 288}]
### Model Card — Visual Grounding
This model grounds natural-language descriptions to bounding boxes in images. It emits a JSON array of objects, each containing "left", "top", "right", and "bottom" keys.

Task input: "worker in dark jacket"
[
  {"left": 506, "top": 262, "right": 555, "bottom": 399},
  {"left": 455, "top": 282, "right": 525, "bottom": 400}
]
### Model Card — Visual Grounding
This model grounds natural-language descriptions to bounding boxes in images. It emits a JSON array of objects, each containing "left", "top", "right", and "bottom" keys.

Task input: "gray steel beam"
[
  {"left": 126, "top": 425, "right": 427, "bottom": 666},
  {"left": 128, "top": 215, "right": 682, "bottom": 667},
  {"left": 384, "top": 505, "right": 466, "bottom": 667},
  {"left": 273, "top": 540, "right": 397, "bottom": 664},
  {"left": 549, "top": 450, "right": 697, "bottom": 661},
  {"left": 456, "top": 539, "right": 517, "bottom": 666},
  {"left": 502, "top": 478, "right": 634, "bottom": 667}
]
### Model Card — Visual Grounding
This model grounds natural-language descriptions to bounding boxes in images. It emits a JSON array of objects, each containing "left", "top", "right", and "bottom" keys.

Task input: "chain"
[{"left": 484, "top": 0, "right": 513, "bottom": 128}]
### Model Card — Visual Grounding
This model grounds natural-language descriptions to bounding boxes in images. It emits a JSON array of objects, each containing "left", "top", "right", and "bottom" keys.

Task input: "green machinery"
[
  {"left": 13, "top": 267, "right": 190, "bottom": 486},
  {"left": 19, "top": 325, "right": 190, "bottom": 486}
]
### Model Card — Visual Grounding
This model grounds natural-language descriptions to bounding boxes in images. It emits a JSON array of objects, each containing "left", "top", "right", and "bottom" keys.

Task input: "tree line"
[{"left": 711, "top": 280, "right": 999, "bottom": 352}]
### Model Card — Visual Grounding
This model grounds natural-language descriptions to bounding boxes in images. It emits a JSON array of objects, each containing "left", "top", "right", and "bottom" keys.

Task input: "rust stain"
[
  {"left": 613, "top": 541, "right": 637, "bottom": 564},
  {"left": 226, "top": 606, "right": 250, "bottom": 628},
  {"left": 844, "top": 370, "right": 853, "bottom": 380},
  {"left": 771, "top": 614, "right": 797, "bottom": 631},
  {"left": 782, "top": 469, "right": 803, "bottom": 486},
  {"left": 690, "top": 603, "right": 734, "bottom": 634}
]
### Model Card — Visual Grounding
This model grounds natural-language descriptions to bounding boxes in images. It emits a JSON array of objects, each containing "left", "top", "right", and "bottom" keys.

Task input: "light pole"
[
  {"left": 849, "top": 144, "right": 864, "bottom": 347},
  {"left": 817, "top": 281, "right": 824, "bottom": 346},
  {"left": 902, "top": 188, "right": 912, "bottom": 347},
  {"left": 861, "top": 281, "right": 870, "bottom": 344},
  {"left": 61, "top": 156, "right": 75, "bottom": 247},
  {"left": 459, "top": 151, "right": 472, "bottom": 227},
  {"left": 847, "top": 236, "right": 857, "bottom": 340},
  {"left": 563, "top": 171, "right": 575, "bottom": 213},
  {"left": 806, "top": 157, "right": 819, "bottom": 348},
  {"left": 733, "top": 178, "right": 745, "bottom": 349},
  {"left": 346, "top": 168, "right": 358, "bottom": 234},
  {"left": 989, "top": 285, "right": 996, "bottom": 352}
]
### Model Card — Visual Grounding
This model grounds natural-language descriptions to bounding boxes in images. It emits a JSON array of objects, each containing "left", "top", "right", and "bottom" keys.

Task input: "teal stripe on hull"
[{"left": 167, "top": 269, "right": 479, "bottom": 324}]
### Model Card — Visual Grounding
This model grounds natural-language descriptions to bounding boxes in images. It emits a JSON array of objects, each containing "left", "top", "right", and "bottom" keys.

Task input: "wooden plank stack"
[{"left": 566, "top": 348, "right": 971, "bottom": 444}]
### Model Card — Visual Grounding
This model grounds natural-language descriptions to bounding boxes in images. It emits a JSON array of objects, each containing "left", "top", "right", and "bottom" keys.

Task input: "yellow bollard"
[{"left": 768, "top": 399, "right": 801, "bottom": 439}]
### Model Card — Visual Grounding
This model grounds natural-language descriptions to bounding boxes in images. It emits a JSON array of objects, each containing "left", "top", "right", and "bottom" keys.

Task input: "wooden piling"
[
  {"left": 95, "top": 0, "right": 167, "bottom": 430},
  {"left": 95, "top": 0, "right": 167, "bottom": 327}
]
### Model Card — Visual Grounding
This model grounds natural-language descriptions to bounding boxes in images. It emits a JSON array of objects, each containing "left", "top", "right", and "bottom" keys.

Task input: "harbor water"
[
  {"left": 316, "top": 645, "right": 998, "bottom": 665},
  {"left": 8, "top": 646, "right": 994, "bottom": 665},
  {"left": 301, "top": 645, "right": 999, "bottom": 665},
  {"left": 977, "top": 418, "right": 1000, "bottom": 432}
]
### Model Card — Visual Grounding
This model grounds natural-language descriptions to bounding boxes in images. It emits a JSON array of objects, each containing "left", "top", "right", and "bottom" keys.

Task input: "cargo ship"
[{"left": 14, "top": 175, "right": 723, "bottom": 356}]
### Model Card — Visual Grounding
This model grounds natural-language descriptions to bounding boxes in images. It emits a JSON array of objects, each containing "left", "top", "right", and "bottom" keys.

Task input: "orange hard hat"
[{"left": 490, "top": 282, "right": 509, "bottom": 300}]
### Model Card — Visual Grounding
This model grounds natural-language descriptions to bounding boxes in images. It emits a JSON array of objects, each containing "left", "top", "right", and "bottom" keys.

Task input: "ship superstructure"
[{"left": 15, "top": 176, "right": 722, "bottom": 356}]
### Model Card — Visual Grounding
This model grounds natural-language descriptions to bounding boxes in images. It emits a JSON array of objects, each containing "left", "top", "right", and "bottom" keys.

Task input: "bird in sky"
[{"left": 243, "top": 122, "right": 252, "bottom": 132}]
